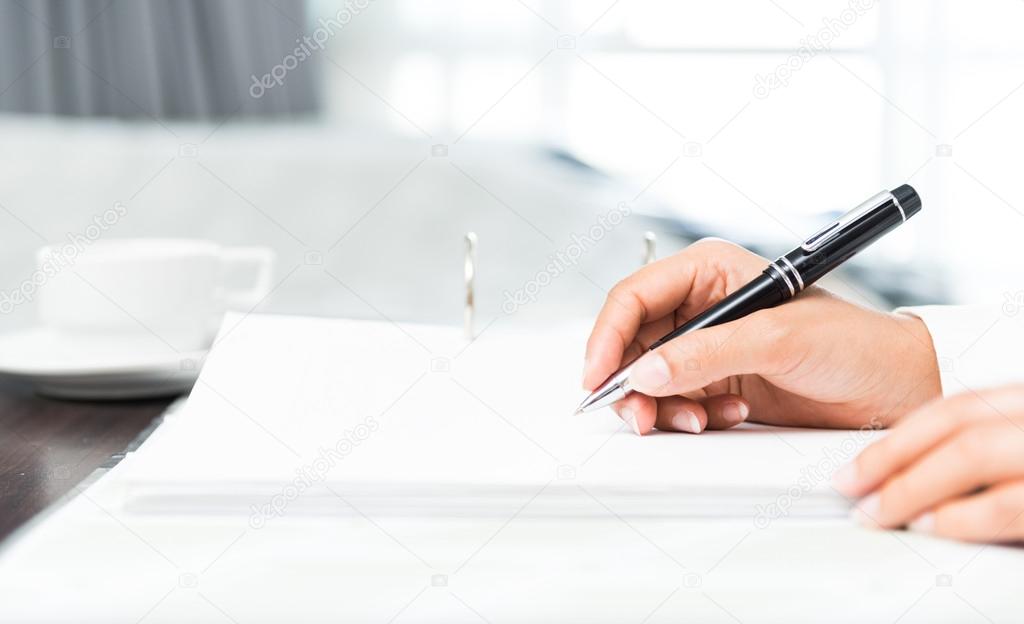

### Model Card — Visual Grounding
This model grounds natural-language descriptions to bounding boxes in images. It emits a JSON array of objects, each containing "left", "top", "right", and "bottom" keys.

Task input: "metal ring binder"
[
  {"left": 643, "top": 231, "right": 657, "bottom": 265},
  {"left": 464, "top": 232, "right": 477, "bottom": 340}
]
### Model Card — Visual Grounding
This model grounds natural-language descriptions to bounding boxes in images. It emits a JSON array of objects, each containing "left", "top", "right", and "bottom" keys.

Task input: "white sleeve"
[{"left": 895, "top": 304, "right": 1024, "bottom": 397}]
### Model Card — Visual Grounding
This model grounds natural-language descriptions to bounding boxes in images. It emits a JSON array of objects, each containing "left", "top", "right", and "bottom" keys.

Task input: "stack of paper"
[
  {"left": 114, "top": 313, "right": 859, "bottom": 521},
  {"left": 1, "top": 313, "right": 1021, "bottom": 623}
]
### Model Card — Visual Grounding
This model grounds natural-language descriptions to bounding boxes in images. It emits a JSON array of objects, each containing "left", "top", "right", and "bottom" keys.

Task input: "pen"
[{"left": 575, "top": 184, "right": 922, "bottom": 414}]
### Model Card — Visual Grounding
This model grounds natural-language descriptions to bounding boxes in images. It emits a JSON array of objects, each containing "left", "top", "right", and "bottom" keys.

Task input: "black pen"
[{"left": 575, "top": 184, "right": 922, "bottom": 414}]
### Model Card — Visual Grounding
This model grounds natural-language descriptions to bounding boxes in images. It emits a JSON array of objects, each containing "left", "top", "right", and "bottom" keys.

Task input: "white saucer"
[{"left": 0, "top": 327, "right": 207, "bottom": 400}]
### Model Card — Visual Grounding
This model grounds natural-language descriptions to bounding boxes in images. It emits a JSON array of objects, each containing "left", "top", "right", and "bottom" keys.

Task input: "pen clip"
[{"left": 800, "top": 191, "right": 892, "bottom": 253}]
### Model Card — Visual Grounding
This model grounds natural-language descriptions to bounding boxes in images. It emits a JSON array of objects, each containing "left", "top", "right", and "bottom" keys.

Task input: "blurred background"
[{"left": 1, "top": 0, "right": 1021, "bottom": 334}]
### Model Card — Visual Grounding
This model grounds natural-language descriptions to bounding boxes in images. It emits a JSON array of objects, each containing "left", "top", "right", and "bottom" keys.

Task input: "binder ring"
[
  {"left": 643, "top": 231, "right": 657, "bottom": 265},
  {"left": 464, "top": 232, "right": 477, "bottom": 340}
]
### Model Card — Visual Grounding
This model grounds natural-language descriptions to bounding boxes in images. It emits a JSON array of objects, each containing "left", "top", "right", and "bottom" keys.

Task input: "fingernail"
[
  {"left": 851, "top": 493, "right": 881, "bottom": 528},
  {"left": 621, "top": 407, "right": 642, "bottom": 437},
  {"left": 909, "top": 512, "right": 934, "bottom": 534},
  {"left": 630, "top": 353, "right": 670, "bottom": 392},
  {"left": 582, "top": 357, "right": 590, "bottom": 390},
  {"left": 672, "top": 410, "right": 702, "bottom": 434},
  {"left": 832, "top": 462, "right": 858, "bottom": 496},
  {"left": 722, "top": 402, "right": 748, "bottom": 425}
]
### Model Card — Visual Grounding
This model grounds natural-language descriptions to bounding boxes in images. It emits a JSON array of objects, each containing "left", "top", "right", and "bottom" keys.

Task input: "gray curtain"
[{"left": 0, "top": 0, "right": 318, "bottom": 118}]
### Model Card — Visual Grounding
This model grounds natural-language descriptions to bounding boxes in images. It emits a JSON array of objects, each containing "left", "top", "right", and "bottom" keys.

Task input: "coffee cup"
[{"left": 36, "top": 239, "right": 274, "bottom": 352}]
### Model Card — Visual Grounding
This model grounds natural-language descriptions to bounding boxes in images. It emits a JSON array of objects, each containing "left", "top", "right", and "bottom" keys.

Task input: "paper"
[
  {"left": 115, "top": 313, "right": 863, "bottom": 520},
  {"left": 3, "top": 313, "right": 1022, "bottom": 623}
]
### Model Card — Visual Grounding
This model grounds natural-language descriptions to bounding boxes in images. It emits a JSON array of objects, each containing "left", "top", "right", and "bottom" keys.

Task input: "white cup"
[{"left": 36, "top": 239, "right": 275, "bottom": 351}]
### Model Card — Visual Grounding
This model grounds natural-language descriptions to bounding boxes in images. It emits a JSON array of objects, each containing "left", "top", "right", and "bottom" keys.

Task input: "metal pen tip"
[{"left": 574, "top": 367, "right": 632, "bottom": 415}]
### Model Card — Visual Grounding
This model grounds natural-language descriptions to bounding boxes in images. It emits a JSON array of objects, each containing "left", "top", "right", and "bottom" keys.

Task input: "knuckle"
[
  {"left": 688, "top": 238, "right": 743, "bottom": 263},
  {"left": 689, "top": 237, "right": 738, "bottom": 252},
  {"left": 688, "top": 237, "right": 759, "bottom": 262},
  {"left": 607, "top": 278, "right": 633, "bottom": 304},
  {"left": 608, "top": 274, "right": 631, "bottom": 295},
  {"left": 689, "top": 237, "right": 727, "bottom": 251},
  {"left": 608, "top": 279, "right": 646, "bottom": 318}
]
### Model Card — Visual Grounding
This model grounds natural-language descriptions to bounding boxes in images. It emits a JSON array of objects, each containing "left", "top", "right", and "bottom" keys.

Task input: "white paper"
[
  {"left": 115, "top": 313, "right": 867, "bottom": 520},
  {"left": 2, "top": 313, "right": 1021, "bottom": 623}
]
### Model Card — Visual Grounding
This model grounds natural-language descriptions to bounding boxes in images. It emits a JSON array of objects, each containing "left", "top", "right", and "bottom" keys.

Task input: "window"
[{"left": 311, "top": 0, "right": 1024, "bottom": 304}]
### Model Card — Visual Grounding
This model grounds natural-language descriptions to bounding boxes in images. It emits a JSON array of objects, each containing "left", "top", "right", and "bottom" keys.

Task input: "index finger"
[
  {"left": 583, "top": 239, "right": 765, "bottom": 390},
  {"left": 583, "top": 254, "right": 698, "bottom": 390}
]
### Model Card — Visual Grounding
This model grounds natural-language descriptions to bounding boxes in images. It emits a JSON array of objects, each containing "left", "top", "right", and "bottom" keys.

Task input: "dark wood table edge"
[{"left": 0, "top": 377, "right": 178, "bottom": 546}]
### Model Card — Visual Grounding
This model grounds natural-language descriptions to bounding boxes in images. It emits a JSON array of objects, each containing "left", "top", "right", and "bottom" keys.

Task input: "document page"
[
  {"left": 118, "top": 313, "right": 865, "bottom": 520},
  {"left": 2, "top": 314, "right": 1020, "bottom": 623}
]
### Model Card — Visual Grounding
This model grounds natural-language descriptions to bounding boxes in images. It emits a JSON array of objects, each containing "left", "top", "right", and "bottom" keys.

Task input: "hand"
[
  {"left": 582, "top": 239, "right": 941, "bottom": 435},
  {"left": 835, "top": 384, "right": 1024, "bottom": 543}
]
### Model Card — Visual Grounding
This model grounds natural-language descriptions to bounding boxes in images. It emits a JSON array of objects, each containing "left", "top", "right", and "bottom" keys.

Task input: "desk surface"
[{"left": 0, "top": 379, "right": 173, "bottom": 543}]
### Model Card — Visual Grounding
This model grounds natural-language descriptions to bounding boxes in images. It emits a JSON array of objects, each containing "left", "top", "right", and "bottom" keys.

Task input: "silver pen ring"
[
  {"left": 769, "top": 261, "right": 795, "bottom": 297},
  {"left": 780, "top": 256, "right": 804, "bottom": 291},
  {"left": 890, "top": 191, "right": 907, "bottom": 222}
]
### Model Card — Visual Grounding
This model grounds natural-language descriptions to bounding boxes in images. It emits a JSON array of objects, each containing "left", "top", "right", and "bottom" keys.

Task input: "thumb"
[{"left": 627, "top": 312, "right": 786, "bottom": 397}]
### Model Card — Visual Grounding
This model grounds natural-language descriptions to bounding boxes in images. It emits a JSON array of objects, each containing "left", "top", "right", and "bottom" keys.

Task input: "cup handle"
[{"left": 221, "top": 247, "right": 275, "bottom": 310}]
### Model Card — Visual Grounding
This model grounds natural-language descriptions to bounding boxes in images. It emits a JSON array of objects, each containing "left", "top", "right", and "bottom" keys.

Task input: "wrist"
[{"left": 889, "top": 312, "right": 943, "bottom": 419}]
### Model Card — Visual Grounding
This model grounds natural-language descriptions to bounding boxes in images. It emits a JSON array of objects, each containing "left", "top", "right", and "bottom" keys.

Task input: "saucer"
[{"left": 0, "top": 327, "right": 207, "bottom": 400}]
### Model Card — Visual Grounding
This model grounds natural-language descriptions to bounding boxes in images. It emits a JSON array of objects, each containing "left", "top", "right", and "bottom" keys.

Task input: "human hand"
[
  {"left": 835, "top": 384, "right": 1024, "bottom": 543},
  {"left": 582, "top": 239, "right": 941, "bottom": 435}
]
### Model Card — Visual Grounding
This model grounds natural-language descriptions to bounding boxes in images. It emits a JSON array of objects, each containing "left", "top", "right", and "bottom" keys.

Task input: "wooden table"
[{"left": 0, "top": 379, "right": 174, "bottom": 543}]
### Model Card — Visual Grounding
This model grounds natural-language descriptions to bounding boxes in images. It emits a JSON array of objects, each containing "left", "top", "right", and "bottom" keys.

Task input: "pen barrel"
[
  {"left": 779, "top": 186, "right": 921, "bottom": 291},
  {"left": 648, "top": 273, "right": 786, "bottom": 350},
  {"left": 650, "top": 186, "right": 921, "bottom": 352}
]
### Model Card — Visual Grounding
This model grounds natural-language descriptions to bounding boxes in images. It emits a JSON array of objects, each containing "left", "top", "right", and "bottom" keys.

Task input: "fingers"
[
  {"left": 837, "top": 385, "right": 1024, "bottom": 541},
  {"left": 612, "top": 392, "right": 657, "bottom": 436},
  {"left": 835, "top": 387, "right": 1024, "bottom": 498},
  {"left": 909, "top": 480, "right": 1024, "bottom": 543},
  {"left": 833, "top": 395, "right": 973, "bottom": 498},
  {"left": 583, "top": 256, "right": 698, "bottom": 390},
  {"left": 613, "top": 317, "right": 679, "bottom": 380},
  {"left": 582, "top": 240, "right": 764, "bottom": 391},
  {"left": 627, "top": 311, "right": 787, "bottom": 397},
  {"left": 653, "top": 396, "right": 707, "bottom": 434},
  {"left": 701, "top": 394, "right": 750, "bottom": 430},
  {"left": 852, "top": 422, "right": 1024, "bottom": 529},
  {"left": 635, "top": 394, "right": 751, "bottom": 434}
]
